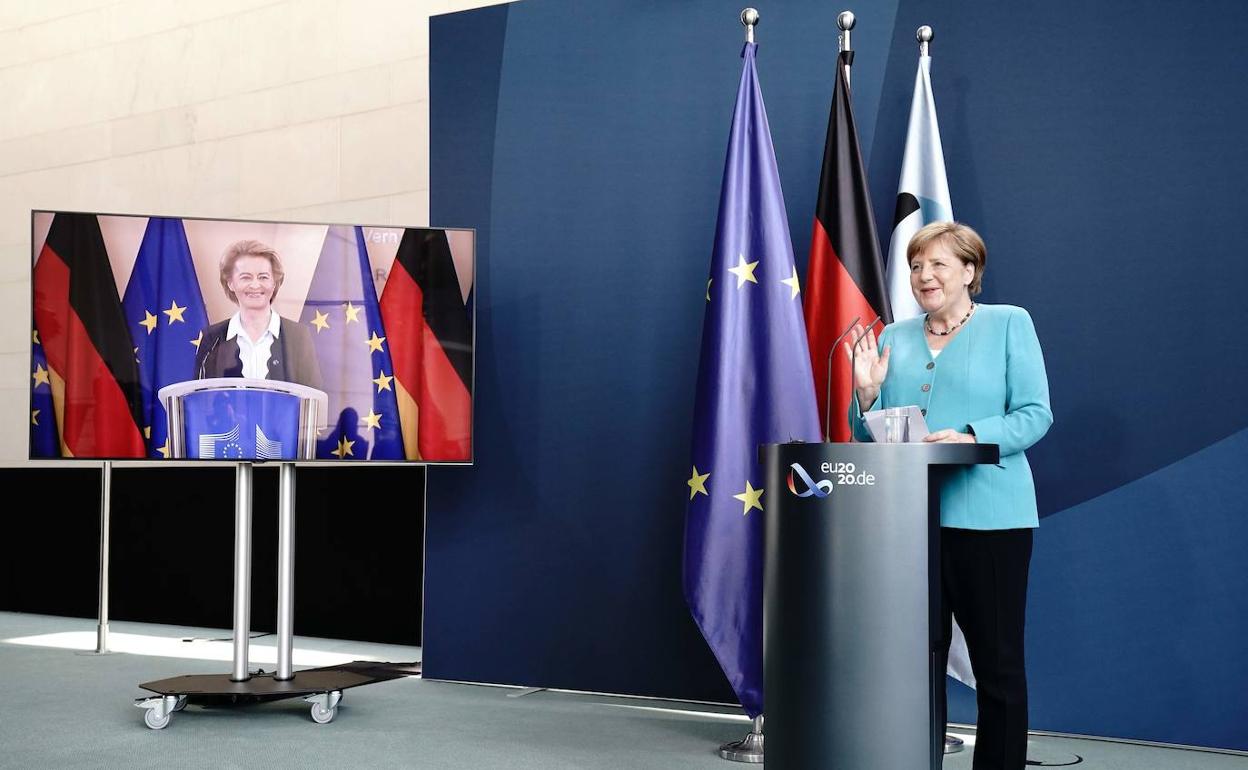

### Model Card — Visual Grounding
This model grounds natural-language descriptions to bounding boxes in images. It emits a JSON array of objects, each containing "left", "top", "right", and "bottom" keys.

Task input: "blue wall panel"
[
  {"left": 429, "top": 0, "right": 1248, "bottom": 749},
  {"left": 1026, "top": 427, "right": 1248, "bottom": 749}
]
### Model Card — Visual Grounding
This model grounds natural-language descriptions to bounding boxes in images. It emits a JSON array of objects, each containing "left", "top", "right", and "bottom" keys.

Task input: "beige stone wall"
[{"left": 2, "top": 0, "right": 509, "bottom": 464}]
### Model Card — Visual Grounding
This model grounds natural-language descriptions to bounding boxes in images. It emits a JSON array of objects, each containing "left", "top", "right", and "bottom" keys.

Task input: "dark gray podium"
[{"left": 762, "top": 441, "right": 999, "bottom": 770}]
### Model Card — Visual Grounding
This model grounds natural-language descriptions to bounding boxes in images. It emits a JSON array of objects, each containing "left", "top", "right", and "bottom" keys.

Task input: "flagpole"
[
  {"left": 720, "top": 714, "right": 764, "bottom": 763},
  {"left": 920, "top": 28, "right": 968, "bottom": 753},
  {"left": 837, "top": 10, "right": 855, "bottom": 89},
  {"left": 716, "top": 10, "right": 764, "bottom": 758},
  {"left": 917, "top": 24, "right": 932, "bottom": 57},
  {"left": 741, "top": 7, "right": 757, "bottom": 44},
  {"left": 716, "top": 17, "right": 769, "bottom": 763},
  {"left": 914, "top": 26, "right": 965, "bottom": 757}
]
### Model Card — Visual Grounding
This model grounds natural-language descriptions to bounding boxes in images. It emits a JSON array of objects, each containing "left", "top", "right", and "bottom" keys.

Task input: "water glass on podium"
[{"left": 883, "top": 407, "right": 910, "bottom": 443}]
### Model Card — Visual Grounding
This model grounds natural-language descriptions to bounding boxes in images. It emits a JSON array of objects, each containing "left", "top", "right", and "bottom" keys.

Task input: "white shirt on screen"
[{"left": 227, "top": 310, "right": 281, "bottom": 380}]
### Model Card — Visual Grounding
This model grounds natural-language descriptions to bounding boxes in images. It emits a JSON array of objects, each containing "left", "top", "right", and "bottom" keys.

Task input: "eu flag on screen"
[
  {"left": 121, "top": 217, "right": 208, "bottom": 458},
  {"left": 301, "top": 225, "right": 404, "bottom": 460},
  {"left": 683, "top": 42, "right": 821, "bottom": 718},
  {"left": 30, "top": 331, "right": 59, "bottom": 457}
]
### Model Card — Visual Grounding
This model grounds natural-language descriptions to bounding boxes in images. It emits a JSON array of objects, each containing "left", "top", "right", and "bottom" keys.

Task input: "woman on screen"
[
  {"left": 846, "top": 222, "right": 1052, "bottom": 769},
  {"left": 194, "top": 239, "right": 323, "bottom": 391}
]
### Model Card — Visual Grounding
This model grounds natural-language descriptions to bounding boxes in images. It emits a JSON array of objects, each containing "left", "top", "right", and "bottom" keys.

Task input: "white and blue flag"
[
  {"left": 886, "top": 54, "right": 954, "bottom": 323},
  {"left": 888, "top": 50, "right": 977, "bottom": 688}
]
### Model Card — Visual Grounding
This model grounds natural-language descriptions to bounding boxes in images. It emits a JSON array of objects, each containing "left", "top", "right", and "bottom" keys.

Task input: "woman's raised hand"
[{"left": 843, "top": 324, "right": 889, "bottom": 407}]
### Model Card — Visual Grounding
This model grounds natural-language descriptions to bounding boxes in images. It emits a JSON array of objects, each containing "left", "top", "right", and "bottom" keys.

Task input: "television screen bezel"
[{"left": 29, "top": 208, "right": 476, "bottom": 466}]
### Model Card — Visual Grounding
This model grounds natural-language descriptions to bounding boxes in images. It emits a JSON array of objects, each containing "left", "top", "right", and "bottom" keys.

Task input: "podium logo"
[
  {"left": 199, "top": 424, "right": 244, "bottom": 459},
  {"left": 197, "top": 424, "right": 287, "bottom": 459},
  {"left": 787, "top": 462, "right": 878, "bottom": 497},
  {"left": 255, "top": 425, "right": 285, "bottom": 460},
  {"left": 787, "top": 463, "right": 834, "bottom": 498}
]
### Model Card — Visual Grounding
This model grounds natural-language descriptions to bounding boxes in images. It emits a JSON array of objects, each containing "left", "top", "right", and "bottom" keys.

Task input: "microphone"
[
  {"left": 198, "top": 331, "right": 221, "bottom": 380},
  {"left": 847, "top": 316, "right": 883, "bottom": 442},
  {"left": 824, "top": 316, "right": 860, "bottom": 442}
]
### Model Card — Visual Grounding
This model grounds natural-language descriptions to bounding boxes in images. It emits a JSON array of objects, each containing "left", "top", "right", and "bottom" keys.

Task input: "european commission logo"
[
  {"left": 197, "top": 424, "right": 285, "bottom": 460},
  {"left": 787, "top": 463, "right": 834, "bottom": 498}
]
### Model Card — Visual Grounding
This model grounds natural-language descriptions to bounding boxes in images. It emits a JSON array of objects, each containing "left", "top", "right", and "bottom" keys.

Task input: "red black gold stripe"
[
  {"left": 804, "top": 51, "right": 892, "bottom": 441},
  {"left": 32, "top": 213, "right": 145, "bottom": 458},
  {"left": 380, "top": 229, "right": 472, "bottom": 461}
]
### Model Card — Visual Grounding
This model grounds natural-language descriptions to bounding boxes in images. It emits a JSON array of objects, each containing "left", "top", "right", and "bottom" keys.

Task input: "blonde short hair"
[
  {"left": 907, "top": 222, "right": 987, "bottom": 296},
  {"left": 219, "top": 239, "right": 285, "bottom": 304}
]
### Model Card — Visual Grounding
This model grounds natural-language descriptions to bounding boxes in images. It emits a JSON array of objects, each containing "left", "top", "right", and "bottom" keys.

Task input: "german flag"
[
  {"left": 804, "top": 51, "right": 892, "bottom": 441},
  {"left": 32, "top": 213, "right": 145, "bottom": 458},
  {"left": 379, "top": 229, "right": 472, "bottom": 461}
]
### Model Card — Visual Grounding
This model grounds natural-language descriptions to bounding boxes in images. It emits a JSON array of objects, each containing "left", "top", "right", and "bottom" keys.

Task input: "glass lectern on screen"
[{"left": 30, "top": 211, "right": 473, "bottom": 463}]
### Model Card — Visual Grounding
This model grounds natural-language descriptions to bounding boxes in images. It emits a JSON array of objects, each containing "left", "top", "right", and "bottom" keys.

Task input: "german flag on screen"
[
  {"left": 32, "top": 213, "right": 145, "bottom": 458},
  {"left": 379, "top": 229, "right": 471, "bottom": 461}
]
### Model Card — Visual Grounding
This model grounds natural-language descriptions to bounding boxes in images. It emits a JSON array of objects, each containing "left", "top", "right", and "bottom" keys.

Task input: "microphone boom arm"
[
  {"left": 847, "top": 316, "right": 883, "bottom": 442},
  {"left": 824, "top": 317, "right": 861, "bottom": 442}
]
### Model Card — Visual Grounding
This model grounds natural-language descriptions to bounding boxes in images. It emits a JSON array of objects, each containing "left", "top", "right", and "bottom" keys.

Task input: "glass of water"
[{"left": 883, "top": 407, "right": 909, "bottom": 443}]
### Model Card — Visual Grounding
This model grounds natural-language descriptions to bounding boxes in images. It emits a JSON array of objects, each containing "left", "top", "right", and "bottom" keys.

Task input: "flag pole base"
[
  {"left": 944, "top": 734, "right": 965, "bottom": 754},
  {"left": 718, "top": 716, "right": 764, "bottom": 763}
]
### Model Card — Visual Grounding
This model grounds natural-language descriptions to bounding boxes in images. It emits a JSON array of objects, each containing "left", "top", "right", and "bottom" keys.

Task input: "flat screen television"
[{"left": 30, "top": 211, "right": 473, "bottom": 464}]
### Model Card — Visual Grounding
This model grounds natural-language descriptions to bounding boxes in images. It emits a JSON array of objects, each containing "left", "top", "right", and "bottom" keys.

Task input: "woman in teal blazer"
[{"left": 848, "top": 222, "right": 1052, "bottom": 770}]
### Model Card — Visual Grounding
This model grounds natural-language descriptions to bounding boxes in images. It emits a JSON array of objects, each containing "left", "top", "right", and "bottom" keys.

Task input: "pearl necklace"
[{"left": 925, "top": 302, "right": 975, "bottom": 336}]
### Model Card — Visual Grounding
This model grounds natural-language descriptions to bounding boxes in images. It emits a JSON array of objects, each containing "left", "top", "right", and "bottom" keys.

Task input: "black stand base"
[{"left": 135, "top": 661, "right": 419, "bottom": 729}]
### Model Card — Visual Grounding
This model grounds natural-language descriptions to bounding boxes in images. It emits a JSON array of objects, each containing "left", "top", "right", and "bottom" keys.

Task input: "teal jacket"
[{"left": 853, "top": 304, "right": 1053, "bottom": 529}]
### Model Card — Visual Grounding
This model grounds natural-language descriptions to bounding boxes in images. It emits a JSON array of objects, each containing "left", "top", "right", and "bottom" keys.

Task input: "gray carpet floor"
[{"left": 0, "top": 612, "right": 1242, "bottom": 768}]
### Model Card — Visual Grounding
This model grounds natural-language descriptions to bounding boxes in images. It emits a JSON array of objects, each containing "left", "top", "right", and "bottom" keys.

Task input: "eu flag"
[
  {"left": 301, "top": 225, "right": 404, "bottom": 460},
  {"left": 683, "top": 42, "right": 821, "bottom": 718},
  {"left": 121, "top": 217, "right": 208, "bottom": 458},
  {"left": 30, "top": 330, "right": 59, "bottom": 457}
]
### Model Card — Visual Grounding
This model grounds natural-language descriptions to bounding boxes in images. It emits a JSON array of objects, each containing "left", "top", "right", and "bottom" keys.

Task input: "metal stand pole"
[
  {"left": 95, "top": 461, "right": 112, "bottom": 654},
  {"left": 231, "top": 462, "right": 253, "bottom": 682},
  {"left": 719, "top": 715, "right": 764, "bottom": 763},
  {"left": 275, "top": 462, "right": 296, "bottom": 680}
]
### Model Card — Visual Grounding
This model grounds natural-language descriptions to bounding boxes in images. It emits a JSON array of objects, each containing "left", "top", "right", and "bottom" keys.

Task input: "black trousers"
[{"left": 936, "top": 527, "right": 1033, "bottom": 770}]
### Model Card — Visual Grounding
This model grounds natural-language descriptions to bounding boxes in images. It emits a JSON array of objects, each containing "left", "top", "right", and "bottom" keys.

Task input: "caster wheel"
[
  {"left": 173, "top": 695, "right": 188, "bottom": 712},
  {"left": 144, "top": 709, "right": 171, "bottom": 730},
  {"left": 310, "top": 703, "right": 336, "bottom": 724}
]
